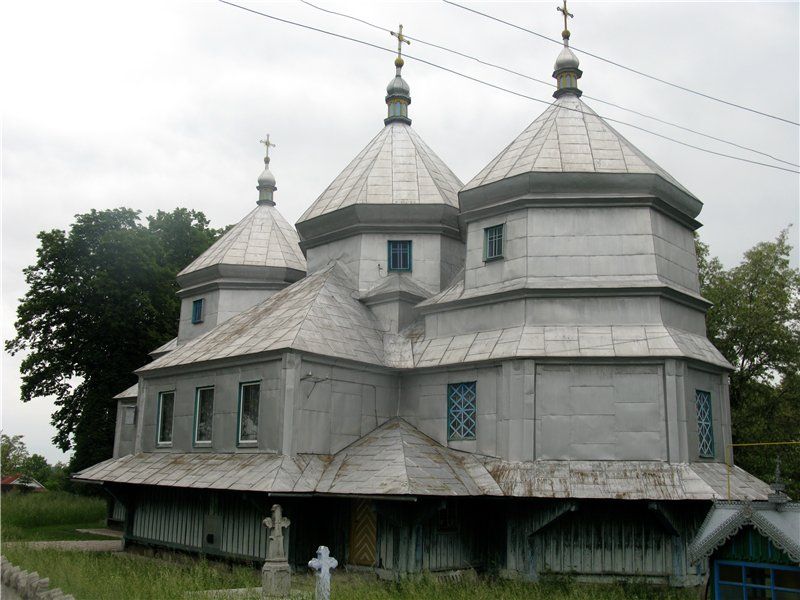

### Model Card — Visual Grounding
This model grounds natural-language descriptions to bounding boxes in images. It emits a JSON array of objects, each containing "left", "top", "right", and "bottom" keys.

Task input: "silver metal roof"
[
  {"left": 75, "top": 418, "right": 769, "bottom": 501},
  {"left": 113, "top": 383, "right": 138, "bottom": 400},
  {"left": 140, "top": 264, "right": 386, "bottom": 372},
  {"left": 178, "top": 203, "right": 306, "bottom": 279},
  {"left": 297, "top": 123, "right": 462, "bottom": 223},
  {"left": 462, "top": 94, "right": 694, "bottom": 198},
  {"left": 689, "top": 500, "right": 800, "bottom": 563}
]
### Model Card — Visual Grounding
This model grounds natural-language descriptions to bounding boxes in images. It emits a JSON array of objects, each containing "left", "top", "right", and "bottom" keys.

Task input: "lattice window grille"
[
  {"left": 695, "top": 390, "right": 714, "bottom": 458},
  {"left": 447, "top": 382, "right": 477, "bottom": 441}
]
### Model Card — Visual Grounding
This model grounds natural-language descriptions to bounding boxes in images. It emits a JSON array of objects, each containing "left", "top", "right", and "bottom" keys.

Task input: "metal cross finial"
[
  {"left": 390, "top": 24, "right": 411, "bottom": 60},
  {"left": 557, "top": 0, "right": 574, "bottom": 39},
  {"left": 259, "top": 134, "right": 276, "bottom": 160}
]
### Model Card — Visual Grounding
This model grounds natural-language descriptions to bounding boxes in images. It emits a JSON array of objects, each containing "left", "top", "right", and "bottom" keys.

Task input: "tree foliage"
[
  {"left": 6, "top": 208, "right": 222, "bottom": 473},
  {"left": 697, "top": 229, "right": 800, "bottom": 496},
  {"left": 1, "top": 434, "right": 29, "bottom": 476}
]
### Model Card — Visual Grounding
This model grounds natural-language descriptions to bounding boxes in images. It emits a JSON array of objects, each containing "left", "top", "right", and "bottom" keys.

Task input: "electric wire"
[
  {"left": 443, "top": 1, "right": 800, "bottom": 127},
  {"left": 299, "top": 0, "right": 799, "bottom": 168},
  {"left": 218, "top": 0, "right": 800, "bottom": 175}
]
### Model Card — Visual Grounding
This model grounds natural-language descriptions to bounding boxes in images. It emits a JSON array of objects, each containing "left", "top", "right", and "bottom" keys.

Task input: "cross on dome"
[
  {"left": 557, "top": 0, "right": 574, "bottom": 42},
  {"left": 259, "top": 134, "right": 276, "bottom": 160},
  {"left": 257, "top": 133, "right": 277, "bottom": 205},
  {"left": 390, "top": 24, "right": 411, "bottom": 67},
  {"left": 385, "top": 24, "right": 412, "bottom": 125}
]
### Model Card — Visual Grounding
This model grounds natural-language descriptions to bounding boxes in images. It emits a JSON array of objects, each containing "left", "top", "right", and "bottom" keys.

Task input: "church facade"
[{"left": 78, "top": 24, "right": 773, "bottom": 586}]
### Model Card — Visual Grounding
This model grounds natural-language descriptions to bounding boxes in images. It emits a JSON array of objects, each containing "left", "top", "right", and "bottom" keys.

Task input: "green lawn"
[
  {"left": 2, "top": 546, "right": 696, "bottom": 600},
  {"left": 2, "top": 490, "right": 109, "bottom": 541}
]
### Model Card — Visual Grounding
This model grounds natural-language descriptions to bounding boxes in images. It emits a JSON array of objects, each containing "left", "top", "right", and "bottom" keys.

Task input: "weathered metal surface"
[
  {"left": 131, "top": 487, "right": 204, "bottom": 550},
  {"left": 297, "top": 122, "right": 462, "bottom": 224}
]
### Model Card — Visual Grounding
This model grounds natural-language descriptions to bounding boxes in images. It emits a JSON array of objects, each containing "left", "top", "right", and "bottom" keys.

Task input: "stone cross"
[
  {"left": 308, "top": 546, "right": 337, "bottom": 600},
  {"left": 390, "top": 24, "right": 410, "bottom": 60},
  {"left": 262, "top": 503, "right": 290, "bottom": 561}
]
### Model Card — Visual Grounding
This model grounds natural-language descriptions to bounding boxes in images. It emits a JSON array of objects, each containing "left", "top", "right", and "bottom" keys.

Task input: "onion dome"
[
  {"left": 552, "top": 39, "right": 582, "bottom": 98},
  {"left": 385, "top": 56, "right": 412, "bottom": 125},
  {"left": 257, "top": 135, "right": 277, "bottom": 205}
]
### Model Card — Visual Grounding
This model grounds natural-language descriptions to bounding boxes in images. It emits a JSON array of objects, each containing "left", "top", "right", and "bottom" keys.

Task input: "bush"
[{"left": 2, "top": 490, "right": 106, "bottom": 529}]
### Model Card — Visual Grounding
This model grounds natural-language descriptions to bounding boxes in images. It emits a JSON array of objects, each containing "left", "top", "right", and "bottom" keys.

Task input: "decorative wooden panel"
[{"left": 349, "top": 499, "right": 377, "bottom": 566}]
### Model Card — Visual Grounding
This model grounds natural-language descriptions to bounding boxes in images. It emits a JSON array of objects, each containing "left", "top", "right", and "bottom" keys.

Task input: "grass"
[
  {"left": 1, "top": 546, "right": 697, "bottom": 600},
  {"left": 2, "top": 490, "right": 108, "bottom": 541}
]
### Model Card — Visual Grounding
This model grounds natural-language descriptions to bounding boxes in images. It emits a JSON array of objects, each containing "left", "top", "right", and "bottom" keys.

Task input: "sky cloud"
[{"left": 2, "top": 1, "right": 798, "bottom": 463}]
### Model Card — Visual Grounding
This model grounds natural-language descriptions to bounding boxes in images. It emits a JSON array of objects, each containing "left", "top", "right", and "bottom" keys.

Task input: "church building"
[{"left": 77, "top": 16, "right": 777, "bottom": 587}]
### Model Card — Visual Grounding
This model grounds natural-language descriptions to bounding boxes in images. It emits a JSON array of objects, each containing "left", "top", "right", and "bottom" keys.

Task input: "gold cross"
[
  {"left": 259, "top": 134, "right": 276, "bottom": 159},
  {"left": 390, "top": 24, "right": 410, "bottom": 60},
  {"left": 557, "top": 0, "right": 574, "bottom": 36}
]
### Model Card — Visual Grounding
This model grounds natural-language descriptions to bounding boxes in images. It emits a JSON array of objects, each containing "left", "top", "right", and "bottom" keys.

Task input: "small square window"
[
  {"left": 447, "top": 382, "right": 477, "bottom": 441},
  {"left": 388, "top": 240, "right": 412, "bottom": 272},
  {"left": 192, "top": 299, "right": 204, "bottom": 324},
  {"left": 695, "top": 390, "right": 714, "bottom": 458},
  {"left": 124, "top": 405, "right": 136, "bottom": 426},
  {"left": 238, "top": 382, "right": 260, "bottom": 445},
  {"left": 484, "top": 225, "right": 504, "bottom": 261},
  {"left": 157, "top": 392, "right": 174, "bottom": 445},
  {"left": 194, "top": 387, "right": 214, "bottom": 444}
]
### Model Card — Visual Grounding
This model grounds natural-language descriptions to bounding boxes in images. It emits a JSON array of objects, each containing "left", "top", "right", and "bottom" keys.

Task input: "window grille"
[
  {"left": 388, "top": 240, "right": 412, "bottom": 271},
  {"left": 238, "top": 382, "right": 260, "bottom": 444},
  {"left": 195, "top": 387, "right": 214, "bottom": 444},
  {"left": 157, "top": 392, "right": 174, "bottom": 445},
  {"left": 192, "top": 298, "right": 204, "bottom": 324},
  {"left": 484, "top": 224, "right": 504, "bottom": 261},
  {"left": 695, "top": 390, "right": 714, "bottom": 458},
  {"left": 447, "top": 382, "right": 477, "bottom": 441}
]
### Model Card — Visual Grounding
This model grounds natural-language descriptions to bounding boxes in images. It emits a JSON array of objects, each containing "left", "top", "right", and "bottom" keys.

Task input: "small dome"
[
  {"left": 386, "top": 75, "right": 410, "bottom": 98},
  {"left": 554, "top": 45, "right": 580, "bottom": 71},
  {"left": 258, "top": 165, "right": 276, "bottom": 188}
]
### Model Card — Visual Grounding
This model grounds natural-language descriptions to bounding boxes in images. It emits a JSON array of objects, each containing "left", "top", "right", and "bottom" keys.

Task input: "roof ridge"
[{"left": 406, "top": 126, "right": 462, "bottom": 204}]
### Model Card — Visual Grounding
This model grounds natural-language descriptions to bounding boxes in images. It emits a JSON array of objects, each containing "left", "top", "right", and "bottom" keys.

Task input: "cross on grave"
[
  {"left": 308, "top": 546, "right": 338, "bottom": 600},
  {"left": 262, "top": 504, "right": 291, "bottom": 561},
  {"left": 557, "top": 0, "right": 574, "bottom": 39}
]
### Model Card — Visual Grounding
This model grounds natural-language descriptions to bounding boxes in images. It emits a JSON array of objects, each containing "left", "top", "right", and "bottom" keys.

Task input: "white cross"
[
  {"left": 259, "top": 134, "right": 276, "bottom": 159},
  {"left": 262, "top": 504, "right": 290, "bottom": 561},
  {"left": 308, "top": 546, "right": 337, "bottom": 600}
]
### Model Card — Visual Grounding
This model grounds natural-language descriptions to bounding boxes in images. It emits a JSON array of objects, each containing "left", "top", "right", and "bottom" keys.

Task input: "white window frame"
[
  {"left": 193, "top": 386, "right": 215, "bottom": 446},
  {"left": 237, "top": 381, "right": 261, "bottom": 446},
  {"left": 156, "top": 391, "right": 175, "bottom": 446}
]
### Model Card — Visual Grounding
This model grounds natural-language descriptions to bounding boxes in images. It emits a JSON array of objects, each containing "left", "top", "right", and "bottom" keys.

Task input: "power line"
[
  {"left": 218, "top": 0, "right": 800, "bottom": 175},
  {"left": 299, "top": 0, "right": 799, "bottom": 168},
  {"left": 443, "top": 0, "right": 800, "bottom": 128}
]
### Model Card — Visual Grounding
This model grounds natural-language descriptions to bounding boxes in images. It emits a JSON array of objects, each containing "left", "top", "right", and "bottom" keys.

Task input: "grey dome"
[
  {"left": 554, "top": 45, "right": 580, "bottom": 71},
  {"left": 386, "top": 75, "right": 410, "bottom": 97}
]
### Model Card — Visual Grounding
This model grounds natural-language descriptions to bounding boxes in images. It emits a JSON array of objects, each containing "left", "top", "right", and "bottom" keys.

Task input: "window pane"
[
  {"left": 775, "top": 569, "right": 800, "bottom": 591},
  {"left": 158, "top": 392, "right": 174, "bottom": 443},
  {"left": 719, "top": 585, "right": 745, "bottom": 600},
  {"left": 719, "top": 564, "right": 743, "bottom": 583},
  {"left": 388, "top": 241, "right": 411, "bottom": 271},
  {"left": 195, "top": 388, "right": 214, "bottom": 442},
  {"left": 192, "top": 299, "right": 204, "bottom": 324},
  {"left": 239, "top": 384, "right": 260, "bottom": 442},
  {"left": 447, "top": 382, "right": 477, "bottom": 440},
  {"left": 746, "top": 566, "right": 771, "bottom": 587},
  {"left": 746, "top": 588, "right": 772, "bottom": 600},
  {"left": 776, "top": 592, "right": 800, "bottom": 600},
  {"left": 695, "top": 390, "right": 714, "bottom": 457},
  {"left": 485, "top": 225, "right": 504, "bottom": 259}
]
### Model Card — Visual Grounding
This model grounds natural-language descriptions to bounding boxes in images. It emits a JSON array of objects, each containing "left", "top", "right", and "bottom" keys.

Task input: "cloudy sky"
[{"left": 2, "top": 1, "right": 798, "bottom": 463}]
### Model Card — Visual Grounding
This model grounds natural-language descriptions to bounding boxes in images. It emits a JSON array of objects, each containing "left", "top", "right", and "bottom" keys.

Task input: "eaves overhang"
[
  {"left": 458, "top": 172, "right": 703, "bottom": 227},
  {"left": 177, "top": 264, "right": 305, "bottom": 296}
]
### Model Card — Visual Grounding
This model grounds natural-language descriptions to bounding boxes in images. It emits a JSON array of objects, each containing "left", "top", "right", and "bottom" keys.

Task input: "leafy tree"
[
  {"left": 1, "top": 434, "right": 29, "bottom": 476},
  {"left": 697, "top": 229, "right": 800, "bottom": 496},
  {"left": 6, "top": 208, "right": 222, "bottom": 474},
  {"left": 21, "top": 454, "right": 52, "bottom": 485}
]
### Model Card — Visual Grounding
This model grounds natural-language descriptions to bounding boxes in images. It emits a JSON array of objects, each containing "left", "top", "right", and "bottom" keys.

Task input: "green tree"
[
  {"left": 697, "top": 229, "right": 800, "bottom": 496},
  {"left": 1, "top": 434, "right": 29, "bottom": 476},
  {"left": 20, "top": 453, "right": 52, "bottom": 485},
  {"left": 6, "top": 208, "right": 222, "bottom": 474}
]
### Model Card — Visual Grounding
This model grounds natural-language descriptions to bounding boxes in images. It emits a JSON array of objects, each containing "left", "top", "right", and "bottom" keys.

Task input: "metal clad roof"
[
  {"left": 463, "top": 95, "right": 694, "bottom": 197},
  {"left": 297, "top": 123, "right": 462, "bottom": 223},
  {"left": 179, "top": 203, "right": 306, "bottom": 278},
  {"left": 140, "top": 265, "right": 386, "bottom": 371}
]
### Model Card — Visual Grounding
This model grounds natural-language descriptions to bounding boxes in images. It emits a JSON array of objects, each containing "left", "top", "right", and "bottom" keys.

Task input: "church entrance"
[{"left": 349, "top": 499, "right": 377, "bottom": 566}]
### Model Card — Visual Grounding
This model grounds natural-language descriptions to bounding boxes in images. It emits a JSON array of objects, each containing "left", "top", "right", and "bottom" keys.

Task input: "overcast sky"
[{"left": 2, "top": 1, "right": 798, "bottom": 463}]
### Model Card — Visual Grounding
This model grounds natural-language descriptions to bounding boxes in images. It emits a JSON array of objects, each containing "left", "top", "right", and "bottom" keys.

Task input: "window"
[
  {"left": 192, "top": 299, "right": 204, "bottom": 324},
  {"left": 194, "top": 387, "right": 214, "bottom": 444},
  {"left": 238, "top": 382, "right": 260, "bottom": 445},
  {"left": 447, "top": 382, "right": 477, "bottom": 441},
  {"left": 715, "top": 561, "right": 800, "bottom": 600},
  {"left": 157, "top": 392, "right": 174, "bottom": 445},
  {"left": 124, "top": 405, "right": 136, "bottom": 426},
  {"left": 388, "top": 240, "right": 412, "bottom": 271},
  {"left": 695, "top": 390, "right": 714, "bottom": 458},
  {"left": 484, "top": 224, "right": 504, "bottom": 261}
]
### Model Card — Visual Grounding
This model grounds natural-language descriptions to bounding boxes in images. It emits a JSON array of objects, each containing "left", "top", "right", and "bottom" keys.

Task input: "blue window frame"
[
  {"left": 156, "top": 391, "right": 174, "bottom": 445},
  {"left": 484, "top": 224, "right": 504, "bottom": 261},
  {"left": 714, "top": 560, "right": 800, "bottom": 599},
  {"left": 194, "top": 386, "right": 214, "bottom": 445},
  {"left": 696, "top": 390, "right": 714, "bottom": 458},
  {"left": 388, "top": 240, "right": 412, "bottom": 272},
  {"left": 447, "top": 382, "right": 477, "bottom": 441},
  {"left": 192, "top": 298, "right": 204, "bottom": 324},
  {"left": 237, "top": 382, "right": 260, "bottom": 445}
]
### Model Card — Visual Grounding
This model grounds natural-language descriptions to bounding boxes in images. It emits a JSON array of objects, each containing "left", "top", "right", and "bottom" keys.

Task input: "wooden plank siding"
[{"left": 131, "top": 487, "right": 204, "bottom": 551}]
